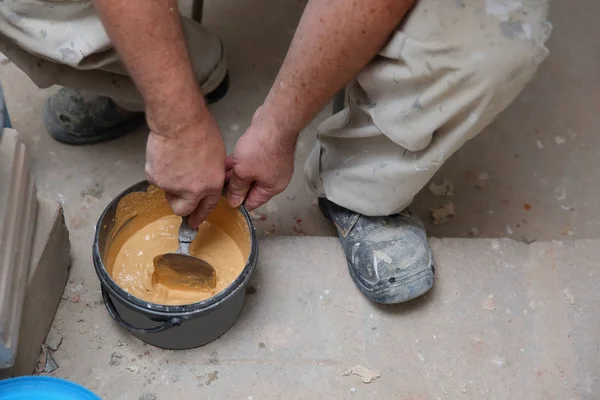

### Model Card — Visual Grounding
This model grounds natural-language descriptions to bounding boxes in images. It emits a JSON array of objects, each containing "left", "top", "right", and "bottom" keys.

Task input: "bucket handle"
[{"left": 102, "top": 288, "right": 182, "bottom": 334}]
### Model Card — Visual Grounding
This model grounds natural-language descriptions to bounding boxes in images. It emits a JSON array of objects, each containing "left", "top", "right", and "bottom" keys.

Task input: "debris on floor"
[
  {"left": 428, "top": 180, "right": 455, "bottom": 197},
  {"left": 126, "top": 364, "right": 140, "bottom": 374},
  {"left": 206, "top": 370, "right": 219, "bottom": 385},
  {"left": 563, "top": 288, "right": 575, "bottom": 305},
  {"left": 261, "top": 224, "right": 276, "bottom": 236},
  {"left": 264, "top": 200, "right": 278, "bottom": 214},
  {"left": 292, "top": 225, "right": 306, "bottom": 236},
  {"left": 36, "top": 344, "right": 59, "bottom": 374},
  {"left": 44, "top": 333, "right": 63, "bottom": 352},
  {"left": 459, "top": 382, "right": 468, "bottom": 393},
  {"left": 561, "top": 225, "right": 576, "bottom": 236},
  {"left": 250, "top": 211, "right": 267, "bottom": 222},
  {"left": 343, "top": 365, "right": 381, "bottom": 384},
  {"left": 491, "top": 357, "right": 507, "bottom": 367},
  {"left": 431, "top": 202, "right": 455, "bottom": 225},
  {"left": 528, "top": 300, "right": 537, "bottom": 309},
  {"left": 109, "top": 352, "right": 123, "bottom": 366},
  {"left": 474, "top": 172, "right": 489, "bottom": 189},
  {"left": 481, "top": 294, "right": 496, "bottom": 311}
]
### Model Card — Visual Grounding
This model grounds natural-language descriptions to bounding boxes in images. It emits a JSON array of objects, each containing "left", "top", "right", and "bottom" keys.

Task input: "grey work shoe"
[
  {"left": 43, "top": 88, "right": 146, "bottom": 145},
  {"left": 319, "top": 199, "right": 434, "bottom": 304},
  {"left": 43, "top": 75, "right": 229, "bottom": 145}
]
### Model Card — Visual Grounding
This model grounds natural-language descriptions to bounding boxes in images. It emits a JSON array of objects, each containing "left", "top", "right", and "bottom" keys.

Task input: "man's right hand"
[
  {"left": 145, "top": 112, "right": 226, "bottom": 228},
  {"left": 93, "top": 0, "right": 227, "bottom": 227}
]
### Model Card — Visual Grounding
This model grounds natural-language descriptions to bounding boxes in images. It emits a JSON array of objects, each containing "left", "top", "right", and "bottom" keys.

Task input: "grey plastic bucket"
[{"left": 93, "top": 181, "right": 258, "bottom": 349}]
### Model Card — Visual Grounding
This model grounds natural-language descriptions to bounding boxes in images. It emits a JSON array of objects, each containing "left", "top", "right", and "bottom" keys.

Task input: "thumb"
[
  {"left": 188, "top": 193, "right": 220, "bottom": 228},
  {"left": 227, "top": 167, "right": 251, "bottom": 208},
  {"left": 244, "top": 184, "right": 274, "bottom": 211},
  {"left": 224, "top": 154, "right": 234, "bottom": 171},
  {"left": 165, "top": 192, "right": 198, "bottom": 217}
]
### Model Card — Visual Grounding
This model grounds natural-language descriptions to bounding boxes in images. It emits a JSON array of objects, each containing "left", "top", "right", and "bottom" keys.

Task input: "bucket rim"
[{"left": 93, "top": 180, "right": 258, "bottom": 316}]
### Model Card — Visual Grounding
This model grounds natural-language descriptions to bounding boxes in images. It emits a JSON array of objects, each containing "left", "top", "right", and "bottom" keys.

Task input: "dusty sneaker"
[
  {"left": 319, "top": 199, "right": 434, "bottom": 304},
  {"left": 43, "top": 73, "right": 229, "bottom": 145},
  {"left": 43, "top": 88, "right": 145, "bottom": 145}
]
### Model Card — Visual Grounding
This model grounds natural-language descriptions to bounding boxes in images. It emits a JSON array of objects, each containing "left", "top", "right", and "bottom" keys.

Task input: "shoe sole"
[{"left": 346, "top": 258, "right": 434, "bottom": 304}]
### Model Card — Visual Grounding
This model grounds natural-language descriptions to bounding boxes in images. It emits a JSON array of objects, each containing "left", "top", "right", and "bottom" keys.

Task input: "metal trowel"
[{"left": 153, "top": 216, "right": 217, "bottom": 290}]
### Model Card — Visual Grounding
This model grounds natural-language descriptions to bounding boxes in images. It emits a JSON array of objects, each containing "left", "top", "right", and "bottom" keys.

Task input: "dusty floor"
[
  {"left": 1, "top": 0, "right": 599, "bottom": 242},
  {"left": 41, "top": 237, "right": 600, "bottom": 399}
]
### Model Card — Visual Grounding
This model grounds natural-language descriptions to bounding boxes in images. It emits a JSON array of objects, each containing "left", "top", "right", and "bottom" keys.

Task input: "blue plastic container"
[{"left": 0, "top": 376, "right": 101, "bottom": 399}]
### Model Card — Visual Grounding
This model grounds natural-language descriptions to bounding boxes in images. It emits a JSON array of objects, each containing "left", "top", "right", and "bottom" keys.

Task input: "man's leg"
[
  {"left": 0, "top": 0, "right": 227, "bottom": 144},
  {"left": 306, "top": 0, "right": 551, "bottom": 303}
]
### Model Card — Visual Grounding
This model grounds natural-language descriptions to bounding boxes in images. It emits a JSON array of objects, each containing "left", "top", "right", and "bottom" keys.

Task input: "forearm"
[
  {"left": 261, "top": 0, "right": 414, "bottom": 141},
  {"left": 93, "top": 0, "right": 208, "bottom": 135}
]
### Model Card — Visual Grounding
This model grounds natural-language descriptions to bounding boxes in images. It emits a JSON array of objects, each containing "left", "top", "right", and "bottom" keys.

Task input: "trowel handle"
[{"left": 177, "top": 216, "right": 198, "bottom": 254}]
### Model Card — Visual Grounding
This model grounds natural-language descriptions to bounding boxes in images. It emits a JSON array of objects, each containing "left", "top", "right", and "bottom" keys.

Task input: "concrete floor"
[{"left": 43, "top": 237, "right": 600, "bottom": 399}]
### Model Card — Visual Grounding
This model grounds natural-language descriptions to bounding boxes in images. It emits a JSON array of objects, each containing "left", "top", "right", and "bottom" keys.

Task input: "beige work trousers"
[
  {"left": 0, "top": 0, "right": 226, "bottom": 111},
  {"left": 306, "top": 0, "right": 551, "bottom": 215},
  {"left": 0, "top": 0, "right": 551, "bottom": 216}
]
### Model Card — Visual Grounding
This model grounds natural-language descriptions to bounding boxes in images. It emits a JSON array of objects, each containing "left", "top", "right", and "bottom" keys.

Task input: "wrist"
[
  {"left": 253, "top": 103, "right": 302, "bottom": 148},
  {"left": 146, "top": 89, "right": 211, "bottom": 140}
]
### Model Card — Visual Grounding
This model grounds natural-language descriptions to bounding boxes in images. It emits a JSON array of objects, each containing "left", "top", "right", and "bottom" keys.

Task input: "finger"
[
  {"left": 145, "top": 162, "right": 157, "bottom": 186},
  {"left": 224, "top": 155, "right": 234, "bottom": 171},
  {"left": 165, "top": 192, "right": 199, "bottom": 217},
  {"left": 188, "top": 193, "right": 220, "bottom": 228},
  {"left": 251, "top": 106, "right": 263, "bottom": 123},
  {"left": 243, "top": 184, "right": 274, "bottom": 211},
  {"left": 227, "top": 168, "right": 252, "bottom": 208}
]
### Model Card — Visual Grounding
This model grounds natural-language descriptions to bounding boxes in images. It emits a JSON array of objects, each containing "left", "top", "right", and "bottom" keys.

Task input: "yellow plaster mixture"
[{"left": 104, "top": 186, "right": 250, "bottom": 306}]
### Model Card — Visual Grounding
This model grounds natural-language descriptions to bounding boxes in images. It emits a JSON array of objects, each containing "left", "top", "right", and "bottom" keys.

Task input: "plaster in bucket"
[{"left": 104, "top": 185, "right": 251, "bottom": 306}]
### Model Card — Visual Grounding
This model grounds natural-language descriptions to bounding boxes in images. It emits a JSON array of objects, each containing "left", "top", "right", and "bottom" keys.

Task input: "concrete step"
[
  {"left": 0, "top": 197, "right": 71, "bottom": 377},
  {"left": 43, "top": 237, "right": 598, "bottom": 399},
  {"left": 0, "top": 128, "right": 37, "bottom": 368},
  {"left": 0, "top": 127, "right": 71, "bottom": 376}
]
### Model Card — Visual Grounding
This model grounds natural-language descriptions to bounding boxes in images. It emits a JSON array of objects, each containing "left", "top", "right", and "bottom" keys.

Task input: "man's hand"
[
  {"left": 94, "top": 0, "right": 228, "bottom": 226},
  {"left": 224, "top": 0, "right": 414, "bottom": 212},
  {"left": 146, "top": 113, "right": 226, "bottom": 227},
  {"left": 226, "top": 108, "right": 295, "bottom": 211}
]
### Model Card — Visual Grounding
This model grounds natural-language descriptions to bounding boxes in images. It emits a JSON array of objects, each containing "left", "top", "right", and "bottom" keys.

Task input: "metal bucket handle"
[{"left": 102, "top": 288, "right": 182, "bottom": 334}]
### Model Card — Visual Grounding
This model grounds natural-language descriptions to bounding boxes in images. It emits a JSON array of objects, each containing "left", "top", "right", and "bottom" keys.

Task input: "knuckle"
[
  {"left": 202, "top": 201, "right": 218, "bottom": 214},
  {"left": 188, "top": 187, "right": 203, "bottom": 199},
  {"left": 233, "top": 167, "right": 250, "bottom": 182},
  {"left": 169, "top": 202, "right": 187, "bottom": 216}
]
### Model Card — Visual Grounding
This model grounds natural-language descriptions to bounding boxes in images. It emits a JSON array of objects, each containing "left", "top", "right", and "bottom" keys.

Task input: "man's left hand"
[{"left": 226, "top": 108, "right": 296, "bottom": 211}]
